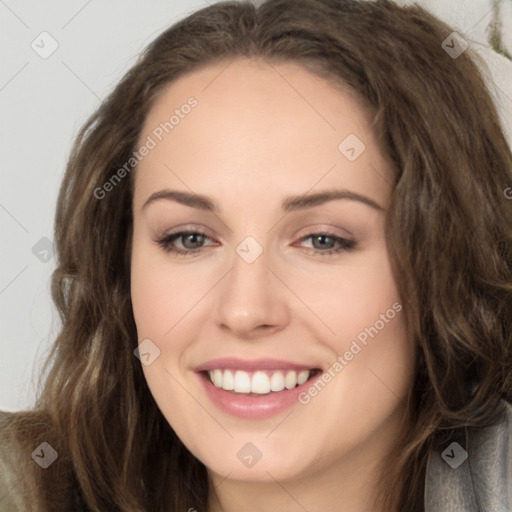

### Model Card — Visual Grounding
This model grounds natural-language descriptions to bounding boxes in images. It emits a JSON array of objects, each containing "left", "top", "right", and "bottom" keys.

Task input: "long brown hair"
[{"left": 2, "top": 1, "right": 511, "bottom": 510}]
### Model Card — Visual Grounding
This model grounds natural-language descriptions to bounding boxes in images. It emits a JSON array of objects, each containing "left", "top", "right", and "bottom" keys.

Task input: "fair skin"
[{"left": 130, "top": 57, "right": 415, "bottom": 512}]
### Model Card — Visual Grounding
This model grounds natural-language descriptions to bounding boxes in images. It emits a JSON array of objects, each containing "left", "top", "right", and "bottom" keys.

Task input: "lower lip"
[{"left": 197, "top": 371, "right": 318, "bottom": 419}]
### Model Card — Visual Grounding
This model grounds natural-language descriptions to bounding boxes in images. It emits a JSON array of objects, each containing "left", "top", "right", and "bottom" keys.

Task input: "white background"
[{"left": 1, "top": 0, "right": 511, "bottom": 411}]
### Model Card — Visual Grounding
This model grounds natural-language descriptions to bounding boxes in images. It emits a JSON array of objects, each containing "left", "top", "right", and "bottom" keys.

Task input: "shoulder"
[
  {"left": 0, "top": 409, "right": 88, "bottom": 512},
  {"left": 424, "top": 400, "right": 512, "bottom": 512},
  {"left": 0, "top": 410, "right": 28, "bottom": 511}
]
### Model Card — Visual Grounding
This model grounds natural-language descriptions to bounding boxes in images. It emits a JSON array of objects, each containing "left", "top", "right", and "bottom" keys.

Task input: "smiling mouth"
[{"left": 202, "top": 368, "right": 322, "bottom": 395}]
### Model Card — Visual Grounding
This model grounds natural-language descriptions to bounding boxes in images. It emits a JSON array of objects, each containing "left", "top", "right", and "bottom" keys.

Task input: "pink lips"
[
  {"left": 195, "top": 357, "right": 316, "bottom": 373},
  {"left": 195, "top": 357, "right": 322, "bottom": 419}
]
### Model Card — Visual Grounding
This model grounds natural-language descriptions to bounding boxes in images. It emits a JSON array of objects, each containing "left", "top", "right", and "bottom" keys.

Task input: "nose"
[{"left": 213, "top": 243, "right": 290, "bottom": 340}]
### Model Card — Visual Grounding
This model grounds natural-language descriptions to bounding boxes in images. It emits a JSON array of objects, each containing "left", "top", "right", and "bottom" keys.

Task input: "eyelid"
[
  {"left": 155, "top": 224, "right": 357, "bottom": 258},
  {"left": 158, "top": 224, "right": 217, "bottom": 240},
  {"left": 156, "top": 223, "right": 353, "bottom": 245},
  {"left": 154, "top": 226, "right": 219, "bottom": 255},
  {"left": 293, "top": 224, "right": 353, "bottom": 240}
]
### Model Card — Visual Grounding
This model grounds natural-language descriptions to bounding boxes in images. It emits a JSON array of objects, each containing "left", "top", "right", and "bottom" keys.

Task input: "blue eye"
[
  {"left": 156, "top": 230, "right": 356, "bottom": 257},
  {"left": 156, "top": 230, "right": 212, "bottom": 256},
  {"left": 297, "top": 233, "right": 356, "bottom": 255}
]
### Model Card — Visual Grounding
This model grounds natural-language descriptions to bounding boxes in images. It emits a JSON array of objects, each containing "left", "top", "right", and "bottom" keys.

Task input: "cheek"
[
  {"left": 295, "top": 245, "right": 412, "bottom": 399},
  {"left": 130, "top": 241, "right": 209, "bottom": 338},
  {"left": 131, "top": 274, "right": 173, "bottom": 336},
  {"left": 130, "top": 247, "right": 204, "bottom": 434},
  {"left": 289, "top": 244, "right": 401, "bottom": 340}
]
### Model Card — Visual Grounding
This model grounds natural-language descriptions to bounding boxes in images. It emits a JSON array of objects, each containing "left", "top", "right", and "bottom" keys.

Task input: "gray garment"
[
  {"left": 1, "top": 403, "right": 511, "bottom": 511},
  {"left": 424, "top": 400, "right": 512, "bottom": 511},
  {"left": 0, "top": 412, "right": 26, "bottom": 512}
]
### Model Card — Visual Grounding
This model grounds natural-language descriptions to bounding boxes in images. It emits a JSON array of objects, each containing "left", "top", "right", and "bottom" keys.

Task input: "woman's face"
[{"left": 131, "top": 58, "right": 414, "bottom": 488}]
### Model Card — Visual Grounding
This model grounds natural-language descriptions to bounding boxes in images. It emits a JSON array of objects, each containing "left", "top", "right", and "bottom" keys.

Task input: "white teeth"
[
  {"left": 269, "top": 371, "right": 285, "bottom": 392},
  {"left": 222, "top": 369, "right": 234, "bottom": 390},
  {"left": 251, "top": 371, "right": 271, "bottom": 394},
  {"left": 297, "top": 369, "right": 309, "bottom": 385},
  {"left": 212, "top": 369, "right": 223, "bottom": 388},
  {"left": 207, "top": 369, "right": 312, "bottom": 394},
  {"left": 284, "top": 370, "right": 297, "bottom": 389},
  {"left": 233, "top": 371, "right": 251, "bottom": 393}
]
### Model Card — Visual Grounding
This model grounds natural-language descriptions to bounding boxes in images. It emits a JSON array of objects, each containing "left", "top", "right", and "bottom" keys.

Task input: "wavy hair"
[{"left": 2, "top": 0, "right": 512, "bottom": 510}]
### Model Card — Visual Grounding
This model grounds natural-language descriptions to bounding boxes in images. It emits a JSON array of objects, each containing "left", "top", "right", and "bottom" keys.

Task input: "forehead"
[{"left": 133, "top": 58, "right": 394, "bottom": 212}]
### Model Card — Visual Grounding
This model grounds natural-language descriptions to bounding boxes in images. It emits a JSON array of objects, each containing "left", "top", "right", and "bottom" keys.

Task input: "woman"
[{"left": 1, "top": 0, "right": 511, "bottom": 510}]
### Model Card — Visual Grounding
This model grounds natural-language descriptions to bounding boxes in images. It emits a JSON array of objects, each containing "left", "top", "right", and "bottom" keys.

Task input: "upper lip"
[{"left": 195, "top": 357, "right": 321, "bottom": 373}]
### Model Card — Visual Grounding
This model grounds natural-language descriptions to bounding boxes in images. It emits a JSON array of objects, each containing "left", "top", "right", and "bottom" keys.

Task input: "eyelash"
[{"left": 155, "top": 229, "right": 356, "bottom": 257}]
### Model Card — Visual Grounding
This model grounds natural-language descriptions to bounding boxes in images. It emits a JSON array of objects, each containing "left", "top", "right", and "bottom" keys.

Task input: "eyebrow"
[{"left": 141, "top": 188, "right": 384, "bottom": 213}]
